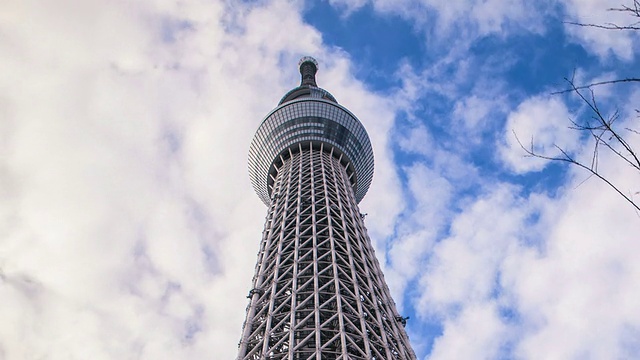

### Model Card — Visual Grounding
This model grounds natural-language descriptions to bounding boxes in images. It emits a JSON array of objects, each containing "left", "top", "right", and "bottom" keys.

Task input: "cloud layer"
[{"left": 1, "top": 0, "right": 639, "bottom": 359}]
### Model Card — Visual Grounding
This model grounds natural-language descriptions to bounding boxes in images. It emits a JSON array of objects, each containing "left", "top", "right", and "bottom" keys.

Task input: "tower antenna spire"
[{"left": 298, "top": 56, "right": 318, "bottom": 86}]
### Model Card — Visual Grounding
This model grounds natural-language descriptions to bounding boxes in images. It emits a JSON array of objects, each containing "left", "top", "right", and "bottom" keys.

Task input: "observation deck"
[{"left": 248, "top": 57, "right": 374, "bottom": 206}]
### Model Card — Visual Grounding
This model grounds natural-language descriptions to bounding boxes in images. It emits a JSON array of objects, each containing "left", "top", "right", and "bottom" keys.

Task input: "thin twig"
[
  {"left": 551, "top": 78, "right": 640, "bottom": 95},
  {"left": 513, "top": 131, "right": 640, "bottom": 212},
  {"left": 563, "top": 21, "right": 640, "bottom": 30},
  {"left": 566, "top": 79, "right": 640, "bottom": 169}
]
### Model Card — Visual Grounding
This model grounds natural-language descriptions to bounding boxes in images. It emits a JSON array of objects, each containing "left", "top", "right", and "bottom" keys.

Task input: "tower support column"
[{"left": 239, "top": 144, "right": 415, "bottom": 359}]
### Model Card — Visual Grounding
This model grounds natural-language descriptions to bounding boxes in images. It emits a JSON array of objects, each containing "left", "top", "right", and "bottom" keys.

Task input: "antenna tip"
[{"left": 298, "top": 56, "right": 318, "bottom": 86}]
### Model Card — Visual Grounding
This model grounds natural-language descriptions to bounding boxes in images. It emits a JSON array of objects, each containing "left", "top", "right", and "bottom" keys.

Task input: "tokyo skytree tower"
[{"left": 238, "top": 57, "right": 416, "bottom": 359}]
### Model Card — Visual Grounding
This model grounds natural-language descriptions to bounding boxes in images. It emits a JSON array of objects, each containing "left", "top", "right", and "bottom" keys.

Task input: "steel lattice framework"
[{"left": 239, "top": 57, "right": 416, "bottom": 359}]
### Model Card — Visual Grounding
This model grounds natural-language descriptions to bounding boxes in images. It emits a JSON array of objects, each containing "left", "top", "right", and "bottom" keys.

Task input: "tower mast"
[{"left": 239, "top": 57, "right": 416, "bottom": 359}]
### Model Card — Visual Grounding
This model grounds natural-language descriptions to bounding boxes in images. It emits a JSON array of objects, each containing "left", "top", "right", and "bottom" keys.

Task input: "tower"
[{"left": 239, "top": 57, "right": 416, "bottom": 359}]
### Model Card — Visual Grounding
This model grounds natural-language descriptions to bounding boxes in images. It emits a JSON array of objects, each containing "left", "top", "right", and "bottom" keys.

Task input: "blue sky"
[{"left": 1, "top": 0, "right": 639, "bottom": 359}]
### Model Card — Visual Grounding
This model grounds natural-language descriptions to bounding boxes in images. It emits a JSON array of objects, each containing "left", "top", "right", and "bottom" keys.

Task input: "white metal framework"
[{"left": 239, "top": 58, "right": 415, "bottom": 359}]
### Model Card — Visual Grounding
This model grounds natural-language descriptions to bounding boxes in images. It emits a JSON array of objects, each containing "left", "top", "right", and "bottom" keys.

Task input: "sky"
[{"left": 1, "top": 0, "right": 639, "bottom": 359}]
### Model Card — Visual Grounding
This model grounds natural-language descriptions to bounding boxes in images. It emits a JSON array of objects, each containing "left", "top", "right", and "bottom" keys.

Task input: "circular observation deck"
[{"left": 248, "top": 97, "right": 374, "bottom": 206}]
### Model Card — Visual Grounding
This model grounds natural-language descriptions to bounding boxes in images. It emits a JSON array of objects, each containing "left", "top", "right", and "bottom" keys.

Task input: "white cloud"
[
  {"left": 452, "top": 93, "right": 510, "bottom": 145},
  {"left": 428, "top": 302, "right": 511, "bottom": 360},
  {"left": 500, "top": 95, "right": 578, "bottom": 174},
  {"left": 409, "top": 99, "right": 640, "bottom": 357},
  {"left": 563, "top": 0, "right": 639, "bottom": 61},
  {"left": 328, "top": 0, "right": 546, "bottom": 39},
  {"left": 2, "top": 1, "right": 639, "bottom": 359},
  {"left": 504, "top": 159, "right": 640, "bottom": 358},
  {"left": 409, "top": 184, "right": 542, "bottom": 360},
  {"left": 419, "top": 0, "right": 545, "bottom": 37},
  {"left": 0, "top": 0, "right": 256, "bottom": 357},
  {"left": 416, "top": 185, "right": 531, "bottom": 316},
  {"left": 453, "top": 95, "right": 495, "bottom": 130},
  {"left": 503, "top": 91, "right": 640, "bottom": 358},
  {"left": 0, "top": 0, "right": 406, "bottom": 358},
  {"left": 398, "top": 124, "right": 436, "bottom": 157},
  {"left": 384, "top": 163, "right": 454, "bottom": 309},
  {"left": 412, "top": 155, "right": 640, "bottom": 358},
  {"left": 327, "top": 0, "right": 369, "bottom": 15}
]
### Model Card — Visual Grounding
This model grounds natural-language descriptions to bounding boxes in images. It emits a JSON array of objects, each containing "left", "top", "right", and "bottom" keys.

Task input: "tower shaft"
[
  {"left": 241, "top": 57, "right": 415, "bottom": 359},
  {"left": 239, "top": 143, "right": 415, "bottom": 359}
]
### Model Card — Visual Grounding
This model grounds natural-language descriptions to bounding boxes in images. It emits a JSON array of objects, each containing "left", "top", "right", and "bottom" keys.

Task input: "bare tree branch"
[
  {"left": 564, "top": 78, "right": 640, "bottom": 171},
  {"left": 608, "top": 0, "right": 640, "bottom": 16},
  {"left": 563, "top": 0, "right": 640, "bottom": 30},
  {"left": 517, "top": 1, "right": 640, "bottom": 213},
  {"left": 563, "top": 21, "right": 640, "bottom": 31},
  {"left": 551, "top": 78, "right": 640, "bottom": 95},
  {"left": 513, "top": 131, "right": 640, "bottom": 212}
]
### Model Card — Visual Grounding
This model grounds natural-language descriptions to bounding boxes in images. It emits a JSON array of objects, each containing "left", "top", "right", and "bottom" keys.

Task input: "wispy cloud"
[
  {"left": 499, "top": 95, "right": 578, "bottom": 173},
  {"left": 563, "top": 0, "right": 640, "bottom": 60},
  {"left": 1, "top": 0, "right": 639, "bottom": 359}
]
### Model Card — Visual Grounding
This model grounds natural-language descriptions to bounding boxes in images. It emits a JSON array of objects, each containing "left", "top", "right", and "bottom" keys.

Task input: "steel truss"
[{"left": 238, "top": 143, "right": 416, "bottom": 360}]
